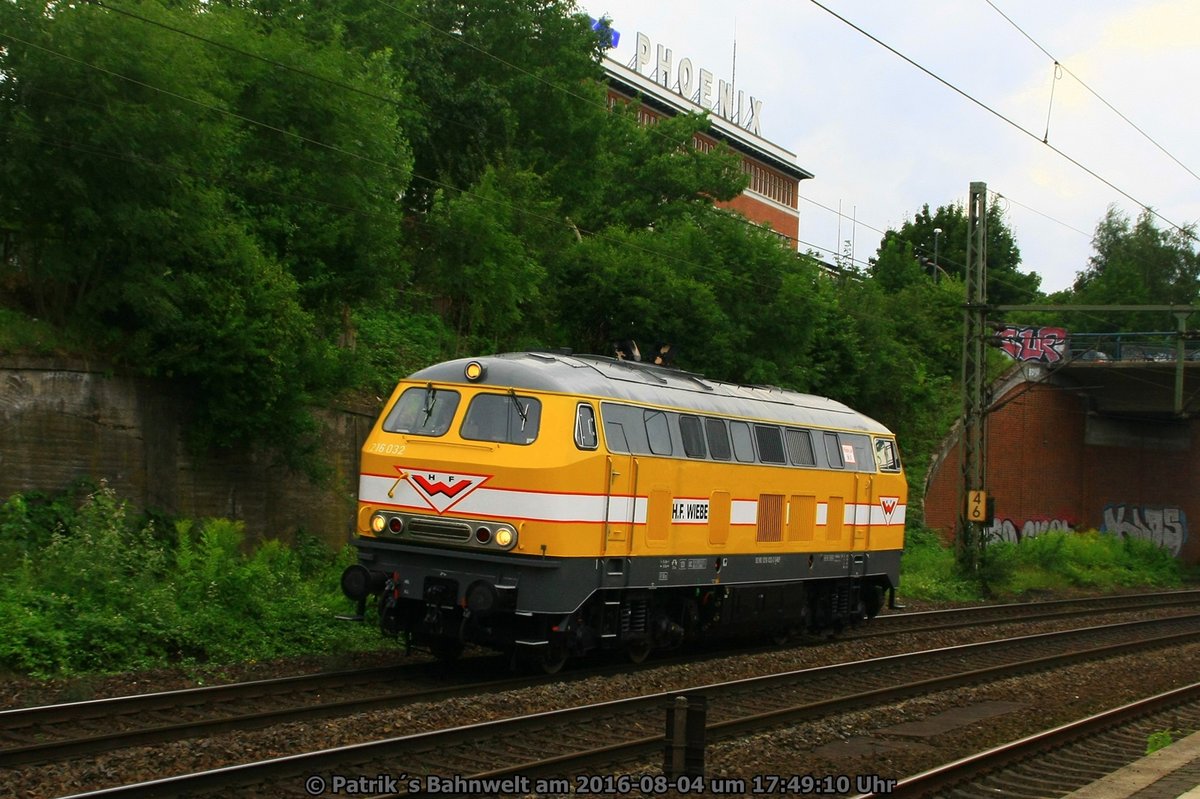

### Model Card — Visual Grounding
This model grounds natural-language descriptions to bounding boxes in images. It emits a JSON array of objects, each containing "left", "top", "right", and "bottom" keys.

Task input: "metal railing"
[{"left": 1067, "top": 331, "right": 1200, "bottom": 363}]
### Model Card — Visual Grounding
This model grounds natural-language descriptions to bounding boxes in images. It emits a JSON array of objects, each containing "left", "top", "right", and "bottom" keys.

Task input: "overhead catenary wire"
[
  {"left": 984, "top": 0, "right": 1200, "bottom": 185},
  {"left": 804, "top": 0, "right": 1199, "bottom": 246}
]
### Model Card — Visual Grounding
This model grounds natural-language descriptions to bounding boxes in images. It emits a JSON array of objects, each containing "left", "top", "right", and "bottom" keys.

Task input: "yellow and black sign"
[{"left": 967, "top": 490, "right": 989, "bottom": 523}]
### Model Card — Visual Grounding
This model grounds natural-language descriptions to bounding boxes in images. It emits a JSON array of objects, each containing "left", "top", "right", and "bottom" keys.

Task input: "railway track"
[
  {"left": 55, "top": 612, "right": 1200, "bottom": 798},
  {"left": 4, "top": 589, "right": 1196, "bottom": 769},
  {"left": 855, "top": 681, "right": 1200, "bottom": 798},
  {"left": 864, "top": 588, "right": 1200, "bottom": 636}
]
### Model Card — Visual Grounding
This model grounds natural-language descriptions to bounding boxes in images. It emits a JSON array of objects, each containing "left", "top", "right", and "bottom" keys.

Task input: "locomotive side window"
[
  {"left": 823, "top": 432, "right": 844, "bottom": 468},
  {"left": 785, "top": 428, "right": 816, "bottom": 466},
  {"left": 679, "top": 415, "right": 707, "bottom": 459},
  {"left": 644, "top": 410, "right": 673, "bottom": 455},
  {"left": 575, "top": 404, "right": 598, "bottom": 450},
  {"left": 875, "top": 438, "right": 901, "bottom": 472},
  {"left": 840, "top": 433, "right": 875, "bottom": 472},
  {"left": 460, "top": 393, "right": 542, "bottom": 445},
  {"left": 705, "top": 417, "right": 732, "bottom": 461},
  {"left": 754, "top": 425, "right": 786, "bottom": 464},
  {"left": 730, "top": 421, "right": 756, "bottom": 463},
  {"left": 383, "top": 386, "right": 461, "bottom": 437}
]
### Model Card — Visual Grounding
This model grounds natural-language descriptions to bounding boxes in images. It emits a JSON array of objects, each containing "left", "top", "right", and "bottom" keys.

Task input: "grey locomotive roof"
[{"left": 407, "top": 352, "right": 892, "bottom": 436}]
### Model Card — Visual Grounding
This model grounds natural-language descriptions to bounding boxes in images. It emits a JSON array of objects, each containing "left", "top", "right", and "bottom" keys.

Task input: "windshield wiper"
[
  {"left": 507, "top": 388, "right": 529, "bottom": 431},
  {"left": 422, "top": 382, "right": 437, "bottom": 425}
]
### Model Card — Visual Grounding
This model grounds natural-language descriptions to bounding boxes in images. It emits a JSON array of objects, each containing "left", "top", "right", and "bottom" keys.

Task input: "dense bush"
[
  {"left": 980, "top": 530, "right": 1182, "bottom": 594},
  {"left": 900, "top": 526, "right": 1183, "bottom": 604},
  {"left": 0, "top": 484, "right": 378, "bottom": 678},
  {"left": 899, "top": 527, "right": 979, "bottom": 602}
]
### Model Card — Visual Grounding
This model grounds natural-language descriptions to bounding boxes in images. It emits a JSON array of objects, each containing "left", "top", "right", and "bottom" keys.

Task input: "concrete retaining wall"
[{"left": 0, "top": 356, "right": 380, "bottom": 547}]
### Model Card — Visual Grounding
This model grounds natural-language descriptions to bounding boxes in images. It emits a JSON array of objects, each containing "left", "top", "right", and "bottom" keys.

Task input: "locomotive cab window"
[
  {"left": 601, "top": 403, "right": 650, "bottom": 454},
  {"left": 383, "top": 385, "right": 461, "bottom": 437},
  {"left": 875, "top": 438, "right": 901, "bottom": 472},
  {"left": 460, "top": 392, "right": 541, "bottom": 445},
  {"left": 575, "top": 404, "right": 598, "bottom": 450},
  {"left": 840, "top": 433, "right": 875, "bottom": 472}
]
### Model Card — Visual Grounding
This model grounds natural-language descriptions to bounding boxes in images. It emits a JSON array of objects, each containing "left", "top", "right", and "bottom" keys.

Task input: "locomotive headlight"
[
  {"left": 370, "top": 513, "right": 387, "bottom": 534},
  {"left": 495, "top": 527, "right": 514, "bottom": 547},
  {"left": 464, "top": 361, "right": 487, "bottom": 381}
]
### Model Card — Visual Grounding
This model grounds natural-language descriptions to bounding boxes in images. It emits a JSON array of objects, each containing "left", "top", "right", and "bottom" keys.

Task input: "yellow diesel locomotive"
[{"left": 341, "top": 352, "right": 906, "bottom": 671}]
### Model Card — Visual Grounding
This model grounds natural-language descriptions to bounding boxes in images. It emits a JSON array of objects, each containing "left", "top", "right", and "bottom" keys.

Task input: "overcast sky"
[{"left": 583, "top": 0, "right": 1200, "bottom": 293}]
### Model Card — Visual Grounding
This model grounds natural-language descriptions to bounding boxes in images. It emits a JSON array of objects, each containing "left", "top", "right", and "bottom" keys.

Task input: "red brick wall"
[
  {"left": 718, "top": 194, "right": 799, "bottom": 245},
  {"left": 606, "top": 87, "right": 800, "bottom": 247},
  {"left": 924, "top": 379, "right": 1199, "bottom": 562}
]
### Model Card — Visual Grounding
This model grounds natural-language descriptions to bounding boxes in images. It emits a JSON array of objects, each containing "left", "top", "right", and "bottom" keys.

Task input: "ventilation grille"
[
  {"left": 407, "top": 517, "right": 471, "bottom": 541},
  {"left": 757, "top": 494, "right": 784, "bottom": 542}
]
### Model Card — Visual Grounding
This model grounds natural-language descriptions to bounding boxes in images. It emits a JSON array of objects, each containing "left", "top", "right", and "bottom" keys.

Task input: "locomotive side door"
[
  {"left": 846, "top": 433, "right": 873, "bottom": 551},
  {"left": 851, "top": 473, "right": 872, "bottom": 551},
  {"left": 604, "top": 452, "right": 637, "bottom": 558},
  {"left": 598, "top": 409, "right": 638, "bottom": 560}
]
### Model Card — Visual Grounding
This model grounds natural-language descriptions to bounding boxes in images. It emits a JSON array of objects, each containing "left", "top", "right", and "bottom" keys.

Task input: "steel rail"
[
  {"left": 9, "top": 590, "right": 1193, "bottom": 767},
  {"left": 851, "top": 681, "right": 1200, "bottom": 798},
  {"left": 55, "top": 614, "right": 1200, "bottom": 799}
]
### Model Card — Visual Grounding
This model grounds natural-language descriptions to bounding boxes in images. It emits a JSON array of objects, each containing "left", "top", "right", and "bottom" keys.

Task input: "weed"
[
  {"left": 1147, "top": 730, "right": 1178, "bottom": 755},
  {"left": 900, "top": 527, "right": 1183, "bottom": 603},
  {"left": 0, "top": 484, "right": 378, "bottom": 678}
]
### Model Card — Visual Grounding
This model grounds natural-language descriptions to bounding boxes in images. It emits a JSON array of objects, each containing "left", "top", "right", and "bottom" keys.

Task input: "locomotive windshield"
[
  {"left": 460, "top": 392, "right": 542, "bottom": 444},
  {"left": 382, "top": 385, "right": 461, "bottom": 436}
]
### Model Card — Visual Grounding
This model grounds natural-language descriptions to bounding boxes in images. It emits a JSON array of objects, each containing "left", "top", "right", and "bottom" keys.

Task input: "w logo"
[
  {"left": 405, "top": 469, "right": 489, "bottom": 513},
  {"left": 879, "top": 496, "right": 900, "bottom": 525}
]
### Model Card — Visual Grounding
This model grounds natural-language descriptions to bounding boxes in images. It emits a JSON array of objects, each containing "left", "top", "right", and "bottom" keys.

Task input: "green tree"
[
  {"left": 0, "top": 0, "right": 411, "bottom": 463},
  {"left": 388, "top": 0, "right": 609, "bottom": 213},
  {"left": 827, "top": 274, "right": 963, "bottom": 491},
  {"left": 205, "top": 2, "right": 414, "bottom": 316},
  {"left": 876, "top": 200, "right": 1039, "bottom": 306},
  {"left": 415, "top": 165, "right": 571, "bottom": 353},
  {"left": 1064, "top": 206, "right": 1200, "bottom": 333},
  {"left": 572, "top": 109, "right": 748, "bottom": 232},
  {"left": 0, "top": 0, "right": 240, "bottom": 322}
]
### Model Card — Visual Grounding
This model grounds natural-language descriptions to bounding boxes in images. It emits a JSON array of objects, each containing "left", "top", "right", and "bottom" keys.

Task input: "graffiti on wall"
[
  {"left": 1101, "top": 504, "right": 1188, "bottom": 556},
  {"left": 985, "top": 517, "right": 1073, "bottom": 544},
  {"left": 996, "top": 325, "right": 1068, "bottom": 364}
]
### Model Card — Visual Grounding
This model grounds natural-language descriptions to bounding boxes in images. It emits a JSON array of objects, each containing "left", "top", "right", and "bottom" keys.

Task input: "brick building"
[
  {"left": 603, "top": 39, "right": 812, "bottom": 248},
  {"left": 924, "top": 363, "right": 1200, "bottom": 563}
]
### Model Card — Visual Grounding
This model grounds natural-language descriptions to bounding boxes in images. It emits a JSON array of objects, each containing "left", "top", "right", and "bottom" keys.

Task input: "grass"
[
  {"left": 0, "top": 307, "right": 107, "bottom": 356},
  {"left": 0, "top": 482, "right": 380, "bottom": 678},
  {"left": 1146, "top": 730, "right": 1178, "bottom": 755},
  {"left": 901, "top": 526, "right": 1183, "bottom": 603}
]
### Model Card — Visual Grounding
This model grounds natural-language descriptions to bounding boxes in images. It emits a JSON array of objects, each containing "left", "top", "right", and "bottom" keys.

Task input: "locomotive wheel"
[
  {"left": 539, "top": 641, "right": 569, "bottom": 675},
  {"left": 429, "top": 637, "right": 464, "bottom": 662},
  {"left": 626, "top": 639, "right": 652, "bottom": 665},
  {"left": 850, "top": 597, "right": 869, "bottom": 627}
]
